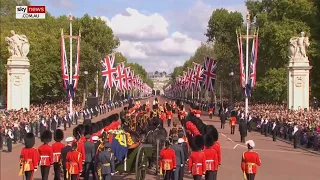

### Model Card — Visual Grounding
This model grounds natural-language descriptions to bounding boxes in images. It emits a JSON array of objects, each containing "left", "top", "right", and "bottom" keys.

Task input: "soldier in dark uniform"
[
  {"left": 61, "top": 137, "right": 74, "bottom": 180},
  {"left": 272, "top": 121, "right": 277, "bottom": 142},
  {"left": 97, "top": 143, "right": 116, "bottom": 180},
  {"left": 63, "top": 114, "right": 67, "bottom": 131},
  {"left": 220, "top": 111, "right": 226, "bottom": 129},
  {"left": 52, "top": 115, "right": 58, "bottom": 132},
  {"left": 239, "top": 119, "right": 247, "bottom": 143},
  {"left": 84, "top": 134, "right": 97, "bottom": 180},
  {"left": 293, "top": 124, "right": 299, "bottom": 149},
  {"left": 6, "top": 127, "right": 14, "bottom": 152},
  {"left": 120, "top": 107, "right": 127, "bottom": 126},
  {"left": 171, "top": 136, "right": 185, "bottom": 180}
]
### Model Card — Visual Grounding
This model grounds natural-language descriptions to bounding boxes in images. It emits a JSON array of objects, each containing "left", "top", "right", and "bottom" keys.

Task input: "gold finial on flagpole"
[{"left": 246, "top": 11, "right": 250, "bottom": 21}]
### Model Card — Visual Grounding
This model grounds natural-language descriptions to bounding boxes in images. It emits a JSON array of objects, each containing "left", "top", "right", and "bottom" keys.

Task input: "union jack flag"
[
  {"left": 124, "top": 67, "right": 133, "bottom": 90},
  {"left": 201, "top": 56, "right": 217, "bottom": 91},
  {"left": 249, "top": 34, "right": 259, "bottom": 88},
  {"left": 114, "top": 63, "right": 126, "bottom": 91},
  {"left": 101, "top": 54, "right": 116, "bottom": 89},
  {"left": 72, "top": 36, "right": 81, "bottom": 89},
  {"left": 60, "top": 35, "right": 69, "bottom": 89},
  {"left": 192, "top": 62, "right": 203, "bottom": 91},
  {"left": 186, "top": 68, "right": 195, "bottom": 90}
]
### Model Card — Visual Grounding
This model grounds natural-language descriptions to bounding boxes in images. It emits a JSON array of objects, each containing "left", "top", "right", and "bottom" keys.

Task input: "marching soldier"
[
  {"left": 66, "top": 142, "right": 83, "bottom": 180},
  {"left": 230, "top": 114, "right": 237, "bottom": 134},
  {"left": 61, "top": 137, "right": 74, "bottom": 180},
  {"left": 203, "top": 135, "right": 218, "bottom": 180},
  {"left": 166, "top": 103, "right": 173, "bottom": 127},
  {"left": 220, "top": 110, "right": 226, "bottom": 129},
  {"left": 241, "top": 140, "right": 261, "bottom": 180},
  {"left": 38, "top": 130, "right": 53, "bottom": 180},
  {"left": 171, "top": 136, "right": 185, "bottom": 180},
  {"left": 272, "top": 121, "right": 277, "bottom": 142},
  {"left": 84, "top": 134, "right": 97, "bottom": 180},
  {"left": 159, "top": 140, "right": 176, "bottom": 180},
  {"left": 52, "top": 129, "right": 65, "bottom": 180},
  {"left": 19, "top": 133, "right": 39, "bottom": 180},
  {"left": 169, "top": 122, "right": 178, "bottom": 138},
  {"left": 239, "top": 119, "right": 247, "bottom": 143},
  {"left": 188, "top": 135, "right": 206, "bottom": 180},
  {"left": 97, "top": 143, "right": 116, "bottom": 180},
  {"left": 207, "top": 127, "right": 221, "bottom": 177},
  {"left": 293, "top": 123, "right": 299, "bottom": 148}
]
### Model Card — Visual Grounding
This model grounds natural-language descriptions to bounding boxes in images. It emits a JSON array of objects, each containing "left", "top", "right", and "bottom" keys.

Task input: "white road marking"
[
  {"left": 233, "top": 144, "right": 238, "bottom": 149},
  {"left": 220, "top": 133, "right": 226, "bottom": 137},
  {"left": 228, "top": 138, "right": 234, "bottom": 143}
]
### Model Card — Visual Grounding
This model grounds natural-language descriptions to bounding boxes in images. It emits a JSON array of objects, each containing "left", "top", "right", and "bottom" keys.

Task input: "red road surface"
[{"left": 2, "top": 96, "right": 320, "bottom": 180}]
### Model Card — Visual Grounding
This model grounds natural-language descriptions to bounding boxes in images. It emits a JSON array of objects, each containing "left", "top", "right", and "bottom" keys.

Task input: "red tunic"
[
  {"left": 38, "top": 144, "right": 53, "bottom": 166},
  {"left": 230, "top": 117, "right": 236, "bottom": 126},
  {"left": 209, "top": 108, "right": 214, "bottom": 114},
  {"left": 76, "top": 142, "right": 85, "bottom": 162},
  {"left": 203, "top": 148, "right": 218, "bottom": 171},
  {"left": 160, "top": 113, "right": 166, "bottom": 122},
  {"left": 241, "top": 151, "right": 261, "bottom": 174},
  {"left": 52, "top": 142, "right": 65, "bottom": 163},
  {"left": 159, "top": 148, "right": 176, "bottom": 170},
  {"left": 188, "top": 151, "right": 206, "bottom": 175},
  {"left": 66, "top": 151, "right": 83, "bottom": 175},
  {"left": 20, "top": 147, "right": 40, "bottom": 171},
  {"left": 207, "top": 142, "right": 221, "bottom": 165},
  {"left": 166, "top": 111, "right": 173, "bottom": 119},
  {"left": 79, "top": 136, "right": 86, "bottom": 143}
]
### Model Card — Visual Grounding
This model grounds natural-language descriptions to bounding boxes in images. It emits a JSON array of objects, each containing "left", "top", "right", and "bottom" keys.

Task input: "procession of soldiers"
[{"left": 18, "top": 97, "right": 262, "bottom": 180}]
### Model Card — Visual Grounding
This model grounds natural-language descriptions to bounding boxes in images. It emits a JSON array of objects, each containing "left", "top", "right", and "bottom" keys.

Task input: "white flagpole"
[
  {"left": 245, "top": 12, "right": 250, "bottom": 120},
  {"left": 68, "top": 13, "right": 73, "bottom": 115}
]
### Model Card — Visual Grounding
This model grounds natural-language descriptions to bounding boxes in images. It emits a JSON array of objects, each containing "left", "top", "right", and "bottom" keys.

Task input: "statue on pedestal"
[
  {"left": 288, "top": 31, "right": 310, "bottom": 60},
  {"left": 5, "top": 30, "right": 30, "bottom": 58}
]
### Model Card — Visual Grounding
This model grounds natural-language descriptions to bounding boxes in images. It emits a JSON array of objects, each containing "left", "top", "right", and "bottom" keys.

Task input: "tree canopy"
[{"left": 0, "top": 0, "right": 152, "bottom": 101}]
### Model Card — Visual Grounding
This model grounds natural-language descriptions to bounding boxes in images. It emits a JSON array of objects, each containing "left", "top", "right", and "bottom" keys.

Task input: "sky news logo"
[{"left": 16, "top": 6, "right": 46, "bottom": 19}]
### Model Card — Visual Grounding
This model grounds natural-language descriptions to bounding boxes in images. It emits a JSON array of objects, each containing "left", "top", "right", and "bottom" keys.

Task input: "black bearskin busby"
[
  {"left": 193, "top": 135, "right": 204, "bottom": 151},
  {"left": 97, "top": 122, "right": 103, "bottom": 131},
  {"left": 73, "top": 126, "right": 81, "bottom": 140},
  {"left": 106, "top": 113, "right": 119, "bottom": 123},
  {"left": 78, "top": 124, "right": 85, "bottom": 135},
  {"left": 24, "top": 133, "right": 35, "bottom": 148},
  {"left": 84, "top": 124, "right": 92, "bottom": 136},
  {"left": 204, "top": 134, "right": 214, "bottom": 148},
  {"left": 40, "top": 130, "right": 52, "bottom": 143},
  {"left": 54, "top": 129, "right": 64, "bottom": 142},
  {"left": 91, "top": 123, "right": 97, "bottom": 133},
  {"left": 206, "top": 125, "right": 219, "bottom": 142}
]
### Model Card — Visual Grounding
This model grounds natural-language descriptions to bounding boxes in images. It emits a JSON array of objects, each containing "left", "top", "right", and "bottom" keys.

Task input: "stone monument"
[
  {"left": 5, "top": 30, "right": 31, "bottom": 110},
  {"left": 287, "top": 31, "right": 312, "bottom": 110}
]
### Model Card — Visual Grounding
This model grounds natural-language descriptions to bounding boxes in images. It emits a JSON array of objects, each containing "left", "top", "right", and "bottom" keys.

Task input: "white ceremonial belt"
[
  {"left": 193, "top": 163, "right": 202, "bottom": 165},
  {"left": 206, "top": 160, "right": 214, "bottom": 162},
  {"left": 41, "top": 155, "right": 49, "bottom": 158},
  {"left": 53, "top": 153, "right": 61, "bottom": 155}
]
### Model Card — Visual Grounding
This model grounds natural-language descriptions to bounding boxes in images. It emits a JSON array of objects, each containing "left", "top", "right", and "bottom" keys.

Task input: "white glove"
[
  {"left": 202, "top": 175, "right": 205, "bottom": 178},
  {"left": 180, "top": 164, "right": 184, "bottom": 167},
  {"left": 111, "top": 173, "right": 114, "bottom": 176},
  {"left": 34, "top": 168, "right": 38, "bottom": 172}
]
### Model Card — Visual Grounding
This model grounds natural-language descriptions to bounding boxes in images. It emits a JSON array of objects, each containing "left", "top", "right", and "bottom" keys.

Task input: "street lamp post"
[
  {"left": 229, "top": 67, "right": 234, "bottom": 109},
  {"left": 84, "top": 70, "right": 88, "bottom": 98}
]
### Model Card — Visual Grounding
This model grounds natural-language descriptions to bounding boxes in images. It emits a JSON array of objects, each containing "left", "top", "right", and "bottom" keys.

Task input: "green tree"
[{"left": 255, "top": 68, "right": 287, "bottom": 102}]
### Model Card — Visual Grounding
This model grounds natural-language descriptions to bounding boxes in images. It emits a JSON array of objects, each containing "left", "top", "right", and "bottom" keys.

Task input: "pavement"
[{"left": 2, "top": 96, "right": 320, "bottom": 180}]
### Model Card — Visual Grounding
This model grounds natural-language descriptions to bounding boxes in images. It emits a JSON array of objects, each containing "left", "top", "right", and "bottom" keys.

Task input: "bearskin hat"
[
  {"left": 193, "top": 135, "right": 204, "bottom": 150},
  {"left": 24, "top": 133, "right": 35, "bottom": 148},
  {"left": 204, "top": 134, "right": 214, "bottom": 148},
  {"left": 40, "top": 130, "right": 52, "bottom": 143},
  {"left": 78, "top": 124, "right": 85, "bottom": 135},
  {"left": 97, "top": 122, "right": 103, "bottom": 131},
  {"left": 54, "top": 129, "right": 64, "bottom": 142},
  {"left": 106, "top": 113, "right": 119, "bottom": 123},
  {"left": 73, "top": 126, "right": 81, "bottom": 140},
  {"left": 206, "top": 125, "right": 219, "bottom": 142},
  {"left": 91, "top": 123, "right": 97, "bottom": 133},
  {"left": 102, "top": 118, "right": 108, "bottom": 126},
  {"left": 84, "top": 124, "right": 92, "bottom": 135}
]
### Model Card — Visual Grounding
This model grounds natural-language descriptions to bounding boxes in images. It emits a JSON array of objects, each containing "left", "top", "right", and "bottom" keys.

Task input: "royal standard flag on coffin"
[{"left": 111, "top": 134, "right": 128, "bottom": 161}]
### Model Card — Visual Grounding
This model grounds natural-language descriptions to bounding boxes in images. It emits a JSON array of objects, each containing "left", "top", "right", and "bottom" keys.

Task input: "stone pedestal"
[
  {"left": 287, "top": 58, "right": 312, "bottom": 110},
  {"left": 6, "top": 56, "right": 30, "bottom": 110}
]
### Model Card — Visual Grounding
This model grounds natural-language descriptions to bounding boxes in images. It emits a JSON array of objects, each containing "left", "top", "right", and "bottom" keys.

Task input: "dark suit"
[
  {"left": 84, "top": 141, "right": 97, "bottom": 180},
  {"left": 220, "top": 113, "right": 226, "bottom": 129},
  {"left": 239, "top": 120, "right": 247, "bottom": 143},
  {"left": 61, "top": 145, "right": 72, "bottom": 180},
  {"left": 97, "top": 151, "right": 115, "bottom": 180},
  {"left": 171, "top": 143, "right": 185, "bottom": 180}
]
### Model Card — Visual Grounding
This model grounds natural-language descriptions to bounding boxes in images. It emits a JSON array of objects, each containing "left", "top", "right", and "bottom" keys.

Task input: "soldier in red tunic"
[
  {"left": 230, "top": 116, "right": 237, "bottom": 134},
  {"left": 52, "top": 129, "right": 65, "bottom": 180},
  {"left": 73, "top": 127, "right": 86, "bottom": 164},
  {"left": 188, "top": 135, "right": 206, "bottom": 180},
  {"left": 66, "top": 142, "right": 83, "bottom": 180},
  {"left": 38, "top": 130, "right": 53, "bottom": 180},
  {"left": 204, "top": 135, "right": 219, "bottom": 180},
  {"left": 241, "top": 140, "right": 261, "bottom": 180},
  {"left": 19, "top": 133, "right": 39, "bottom": 180},
  {"left": 159, "top": 140, "right": 176, "bottom": 180}
]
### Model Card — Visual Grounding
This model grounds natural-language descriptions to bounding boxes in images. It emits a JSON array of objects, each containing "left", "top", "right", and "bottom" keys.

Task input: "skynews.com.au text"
[{"left": 16, "top": 6, "right": 46, "bottom": 19}]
